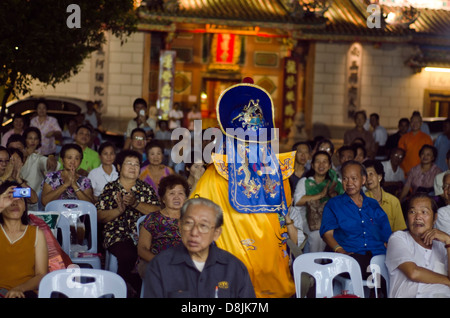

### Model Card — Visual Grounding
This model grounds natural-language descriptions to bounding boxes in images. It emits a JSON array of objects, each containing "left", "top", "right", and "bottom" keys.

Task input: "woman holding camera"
[
  {"left": 41, "top": 143, "right": 94, "bottom": 207},
  {"left": 0, "top": 181, "right": 48, "bottom": 298}
]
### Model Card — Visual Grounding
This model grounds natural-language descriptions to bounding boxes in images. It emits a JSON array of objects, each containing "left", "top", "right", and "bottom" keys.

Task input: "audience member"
[
  {"left": 352, "top": 142, "right": 368, "bottom": 163},
  {"left": 136, "top": 174, "right": 189, "bottom": 278},
  {"left": 363, "top": 159, "right": 406, "bottom": 232},
  {"left": 187, "top": 104, "right": 202, "bottom": 132},
  {"left": 184, "top": 152, "right": 206, "bottom": 194},
  {"left": 83, "top": 101, "right": 101, "bottom": 130},
  {"left": 293, "top": 151, "right": 343, "bottom": 252},
  {"left": 0, "top": 181, "right": 48, "bottom": 298},
  {"left": 61, "top": 117, "right": 78, "bottom": 145},
  {"left": 435, "top": 172, "right": 450, "bottom": 235},
  {"left": 381, "top": 147, "right": 406, "bottom": 197},
  {"left": 124, "top": 98, "right": 156, "bottom": 150},
  {"left": 320, "top": 160, "right": 392, "bottom": 278},
  {"left": 344, "top": 111, "right": 376, "bottom": 159},
  {"left": 129, "top": 128, "right": 148, "bottom": 163},
  {"left": 398, "top": 112, "right": 433, "bottom": 176},
  {"left": 385, "top": 117, "right": 409, "bottom": 154},
  {"left": 72, "top": 125, "right": 101, "bottom": 176},
  {"left": 370, "top": 113, "right": 388, "bottom": 160},
  {"left": 168, "top": 102, "right": 184, "bottom": 130},
  {"left": 41, "top": 143, "right": 94, "bottom": 206},
  {"left": 289, "top": 141, "right": 311, "bottom": 192},
  {"left": 139, "top": 140, "right": 174, "bottom": 198},
  {"left": 87, "top": 141, "right": 118, "bottom": 200},
  {"left": 96, "top": 149, "right": 160, "bottom": 297},
  {"left": 143, "top": 197, "right": 256, "bottom": 298},
  {"left": 1, "top": 114, "right": 25, "bottom": 147},
  {"left": 385, "top": 193, "right": 450, "bottom": 298},
  {"left": 434, "top": 149, "right": 450, "bottom": 197},
  {"left": 18, "top": 128, "right": 59, "bottom": 195},
  {"left": 336, "top": 145, "right": 356, "bottom": 178},
  {"left": 434, "top": 118, "right": 450, "bottom": 172},
  {"left": 30, "top": 100, "right": 62, "bottom": 156},
  {"left": 3, "top": 147, "right": 39, "bottom": 208},
  {"left": 399, "top": 145, "right": 442, "bottom": 202}
]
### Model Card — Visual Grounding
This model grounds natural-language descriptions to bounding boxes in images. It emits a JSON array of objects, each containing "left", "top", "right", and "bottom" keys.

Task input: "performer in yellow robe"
[{"left": 190, "top": 81, "right": 295, "bottom": 298}]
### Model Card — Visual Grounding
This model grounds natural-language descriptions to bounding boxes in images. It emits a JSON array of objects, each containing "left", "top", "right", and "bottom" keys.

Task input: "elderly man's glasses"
[
  {"left": 181, "top": 219, "right": 215, "bottom": 234},
  {"left": 133, "top": 136, "right": 145, "bottom": 141},
  {"left": 443, "top": 184, "right": 450, "bottom": 191},
  {"left": 0, "top": 159, "right": 10, "bottom": 165}
]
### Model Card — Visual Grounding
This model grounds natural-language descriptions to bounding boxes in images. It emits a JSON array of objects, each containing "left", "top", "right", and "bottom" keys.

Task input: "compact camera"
[{"left": 13, "top": 187, "right": 31, "bottom": 198}]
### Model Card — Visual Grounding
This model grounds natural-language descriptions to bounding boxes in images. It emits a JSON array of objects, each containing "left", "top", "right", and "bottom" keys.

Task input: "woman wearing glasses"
[
  {"left": 41, "top": 143, "right": 94, "bottom": 206},
  {"left": 139, "top": 140, "right": 174, "bottom": 198},
  {"left": 136, "top": 174, "right": 189, "bottom": 278},
  {"left": 96, "top": 149, "right": 160, "bottom": 297}
]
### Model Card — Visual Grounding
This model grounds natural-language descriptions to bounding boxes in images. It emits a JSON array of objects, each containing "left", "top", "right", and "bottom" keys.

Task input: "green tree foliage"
[{"left": 0, "top": 0, "right": 138, "bottom": 122}]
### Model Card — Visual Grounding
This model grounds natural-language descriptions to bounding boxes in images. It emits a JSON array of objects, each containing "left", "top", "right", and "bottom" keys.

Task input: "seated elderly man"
[
  {"left": 386, "top": 193, "right": 450, "bottom": 298},
  {"left": 435, "top": 172, "right": 450, "bottom": 235},
  {"left": 143, "top": 197, "right": 256, "bottom": 298},
  {"left": 320, "top": 160, "right": 392, "bottom": 277}
]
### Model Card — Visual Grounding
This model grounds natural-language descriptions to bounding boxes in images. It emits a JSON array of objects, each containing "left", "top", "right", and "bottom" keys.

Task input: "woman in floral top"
[
  {"left": 96, "top": 149, "right": 160, "bottom": 297},
  {"left": 136, "top": 174, "right": 189, "bottom": 278},
  {"left": 41, "top": 143, "right": 94, "bottom": 207}
]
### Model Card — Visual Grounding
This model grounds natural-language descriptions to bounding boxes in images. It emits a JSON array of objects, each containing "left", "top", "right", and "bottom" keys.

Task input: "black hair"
[
  {"left": 133, "top": 98, "right": 147, "bottom": 110},
  {"left": 363, "top": 159, "right": 385, "bottom": 186},
  {"left": 75, "top": 124, "right": 93, "bottom": 135},
  {"left": 338, "top": 145, "right": 356, "bottom": 158},
  {"left": 98, "top": 141, "right": 116, "bottom": 156},
  {"left": 158, "top": 174, "right": 190, "bottom": 200},
  {"left": 6, "top": 134, "right": 26, "bottom": 149},
  {"left": 316, "top": 138, "right": 335, "bottom": 155},
  {"left": 115, "top": 149, "right": 142, "bottom": 169},
  {"left": 292, "top": 141, "right": 311, "bottom": 152},
  {"left": 407, "top": 193, "right": 438, "bottom": 215},
  {"left": 304, "top": 151, "right": 332, "bottom": 180},
  {"left": 145, "top": 139, "right": 165, "bottom": 156},
  {"left": 22, "top": 127, "right": 42, "bottom": 149},
  {"left": 0, "top": 180, "right": 29, "bottom": 225},
  {"left": 60, "top": 143, "right": 83, "bottom": 161},
  {"left": 418, "top": 144, "right": 438, "bottom": 162}
]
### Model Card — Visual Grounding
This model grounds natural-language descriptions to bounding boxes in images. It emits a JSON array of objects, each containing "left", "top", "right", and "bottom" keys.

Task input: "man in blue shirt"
[
  {"left": 143, "top": 197, "right": 256, "bottom": 298},
  {"left": 320, "top": 160, "right": 392, "bottom": 277}
]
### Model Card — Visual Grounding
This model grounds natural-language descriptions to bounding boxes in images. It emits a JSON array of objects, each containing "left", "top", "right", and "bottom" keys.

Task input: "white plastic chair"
[
  {"left": 38, "top": 267, "right": 127, "bottom": 298},
  {"left": 292, "top": 252, "right": 365, "bottom": 298},
  {"left": 45, "top": 200, "right": 101, "bottom": 269},
  {"left": 369, "top": 254, "right": 389, "bottom": 298},
  {"left": 339, "top": 254, "right": 389, "bottom": 298}
]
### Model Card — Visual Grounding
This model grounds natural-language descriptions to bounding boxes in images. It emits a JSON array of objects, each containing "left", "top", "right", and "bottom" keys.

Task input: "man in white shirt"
[
  {"left": 168, "top": 102, "right": 184, "bottom": 130},
  {"left": 370, "top": 113, "right": 388, "bottom": 160},
  {"left": 382, "top": 147, "right": 406, "bottom": 197}
]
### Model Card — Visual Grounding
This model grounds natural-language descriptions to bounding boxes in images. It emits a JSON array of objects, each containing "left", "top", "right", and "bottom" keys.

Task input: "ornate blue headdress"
[{"left": 216, "top": 82, "right": 287, "bottom": 216}]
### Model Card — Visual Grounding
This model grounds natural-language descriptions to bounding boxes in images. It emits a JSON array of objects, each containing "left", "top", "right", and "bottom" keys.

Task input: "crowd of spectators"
[{"left": 0, "top": 96, "right": 449, "bottom": 298}]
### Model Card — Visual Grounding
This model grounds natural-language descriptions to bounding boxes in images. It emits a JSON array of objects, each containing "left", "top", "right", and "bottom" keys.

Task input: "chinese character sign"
[
  {"left": 90, "top": 33, "right": 109, "bottom": 112},
  {"left": 282, "top": 57, "right": 298, "bottom": 136},
  {"left": 157, "top": 50, "right": 176, "bottom": 120},
  {"left": 344, "top": 43, "right": 363, "bottom": 120}
]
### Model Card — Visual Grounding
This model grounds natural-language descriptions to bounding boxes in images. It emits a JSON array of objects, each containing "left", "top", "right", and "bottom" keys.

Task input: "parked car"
[{"left": 2, "top": 95, "right": 124, "bottom": 149}]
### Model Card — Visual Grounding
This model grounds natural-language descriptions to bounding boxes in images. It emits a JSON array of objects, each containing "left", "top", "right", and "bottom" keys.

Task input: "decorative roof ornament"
[
  {"left": 384, "top": 4, "right": 420, "bottom": 28},
  {"left": 282, "top": 0, "right": 331, "bottom": 18}
]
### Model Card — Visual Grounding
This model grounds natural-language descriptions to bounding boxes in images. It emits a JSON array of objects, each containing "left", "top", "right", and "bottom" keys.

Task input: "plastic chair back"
[
  {"left": 45, "top": 200, "right": 100, "bottom": 269},
  {"left": 293, "top": 252, "right": 365, "bottom": 298},
  {"left": 38, "top": 268, "right": 127, "bottom": 298},
  {"left": 369, "top": 254, "right": 389, "bottom": 298}
]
